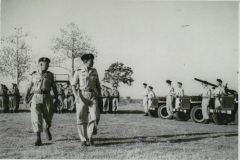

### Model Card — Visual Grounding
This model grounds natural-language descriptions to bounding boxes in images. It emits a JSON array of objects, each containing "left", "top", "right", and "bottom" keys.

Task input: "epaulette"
[{"left": 76, "top": 68, "right": 82, "bottom": 71}]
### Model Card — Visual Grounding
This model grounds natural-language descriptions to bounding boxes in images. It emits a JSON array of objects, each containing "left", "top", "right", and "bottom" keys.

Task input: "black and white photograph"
[{"left": 0, "top": 0, "right": 238, "bottom": 159}]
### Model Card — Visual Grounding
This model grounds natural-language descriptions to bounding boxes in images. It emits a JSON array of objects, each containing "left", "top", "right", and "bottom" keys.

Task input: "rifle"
[{"left": 194, "top": 78, "right": 217, "bottom": 87}]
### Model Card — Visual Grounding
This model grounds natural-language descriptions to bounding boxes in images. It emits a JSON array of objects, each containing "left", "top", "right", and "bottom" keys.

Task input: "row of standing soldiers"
[
  {"left": 143, "top": 79, "right": 227, "bottom": 124},
  {"left": 0, "top": 83, "right": 20, "bottom": 113},
  {"left": 55, "top": 83, "right": 120, "bottom": 114},
  {"left": 100, "top": 85, "right": 120, "bottom": 114}
]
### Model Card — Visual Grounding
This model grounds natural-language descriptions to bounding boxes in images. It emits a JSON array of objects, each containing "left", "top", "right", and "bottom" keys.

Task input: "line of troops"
[
  {"left": 53, "top": 83, "right": 120, "bottom": 114},
  {"left": 0, "top": 83, "right": 20, "bottom": 113},
  {"left": 143, "top": 79, "right": 226, "bottom": 124}
]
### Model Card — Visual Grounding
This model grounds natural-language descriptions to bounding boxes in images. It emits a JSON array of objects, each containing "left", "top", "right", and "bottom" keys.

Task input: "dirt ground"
[{"left": 0, "top": 101, "right": 238, "bottom": 159}]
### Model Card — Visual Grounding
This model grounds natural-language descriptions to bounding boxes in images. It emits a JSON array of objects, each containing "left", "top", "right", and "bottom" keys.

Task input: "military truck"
[
  {"left": 209, "top": 88, "right": 238, "bottom": 125},
  {"left": 148, "top": 96, "right": 204, "bottom": 123}
]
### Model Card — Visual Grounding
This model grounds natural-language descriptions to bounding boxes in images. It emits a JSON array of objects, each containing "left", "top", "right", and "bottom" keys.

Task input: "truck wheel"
[
  {"left": 176, "top": 111, "right": 190, "bottom": 121},
  {"left": 148, "top": 110, "right": 158, "bottom": 117},
  {"left": 158, "top": 105, "right": 171, "bottom": 119},
  {"left": 235, "top": 109, "right": 238, "bottom": 124},
  {"left": 190, "top": 106, "right": 204, "bottom": 123},
  {"left": 212, "top": 112, "right": 230, "bottom": 125}
]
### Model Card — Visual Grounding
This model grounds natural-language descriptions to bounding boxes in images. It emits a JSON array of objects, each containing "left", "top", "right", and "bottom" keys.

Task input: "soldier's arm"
[
  {"left": 24, "top": 81, "right": 33, "bottom": 103},
  {"left": 96, "top": 71, "right": 101, "bottom": 96},
  {"left": 71, "top": 70, "right": 79, "bottom": 99}
]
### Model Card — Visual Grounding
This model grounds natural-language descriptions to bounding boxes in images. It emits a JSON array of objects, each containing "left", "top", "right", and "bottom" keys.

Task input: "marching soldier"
[
  {"left": 175, "top": 82, "right": 184, "bottom": 110},
  {"left": 102, "top": 85, "right": 110, "bottom": 113},
  {"left": 201, "top": 81, "right": 211, "bottom": 124},
  {"left": 1, "top": 84, "right": 9, "bottom": 113},
  {"left": 24, "top": 57, "right": 58, "bottom": 146},
  {"left": 143, "top": 83, "right": 149, "bottom": 116},
  {"left": 212, "top": 79, "right": 225, "bottom": 108},
  {"left": 64, "top": 84, "right": 75, "bottom": 113},
  {"left": 148, "top": 86, "right": 156, "bottom": 110},
  {"left": 166, "top": 80, "right": 174, "bottom": 119},
  {"left": 111, "top": 85, "right": 119, "bottom": 114},
  {"left": 72, "top": 53, "right": 101, "bottom": 146},
  {"left": 56, "top": 84, "right": 66, "bottom": 113}
]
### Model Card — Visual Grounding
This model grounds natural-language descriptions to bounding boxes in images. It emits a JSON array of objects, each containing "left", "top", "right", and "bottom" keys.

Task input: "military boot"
[
  {"left": 35, "top": 132, "right": 42, "bottom": 146},
  {"left": 81, "top": 141, "right": 87, "bottom": 147},
  {"left": 45, "top": 127, "right": 52, "bottom": 140},
  {"left": 88, "top": 138, "right": 94, "bottom": 146}
]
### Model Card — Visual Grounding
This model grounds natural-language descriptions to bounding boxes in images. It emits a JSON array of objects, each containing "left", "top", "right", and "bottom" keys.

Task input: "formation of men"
[
  {"left": 0, "top": 83, "right": 20, "bottom": 113},
  {"left": 143, "top": 79, "right": 227, "bottom": 124}
]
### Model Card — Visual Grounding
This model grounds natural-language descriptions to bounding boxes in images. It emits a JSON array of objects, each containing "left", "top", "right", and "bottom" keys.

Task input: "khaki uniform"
[
  {"left": 202, "top": 87, "right": 211, "bottom": 120},
  {"left": 0, "top": 86, "right": 8, "bottom": 112},
  {"left": 212, "top": 86, "right": 225, "bottom": 108},
  {"left": 57, "top": 86, "right": 65, "bottom": 112},
  {"left": 166, "top": 86, "right": 174, "bottom": 116},
  {"left": 111, "top": 89, "right": 119, "bottom": 112},
  {"left": 175, "top": 88, "right": 184, "bottom": 109},
  {"left": 72, "top": 67, "right": 101, "bottom": 141},
  {"left": 148, "top": 91, "right": 156, "bottom": 108},
  {"left": 143, "top": 88, "right": 149, "bottom": 113},
  {"left": 102, "top": 89, "right": 109, "bottom": 112},
  {"left": 29, "top": 70, "right": 56, "bottom": 133},
  {"left": 64, "top": 87, "right": 75, "bottom": 112}
]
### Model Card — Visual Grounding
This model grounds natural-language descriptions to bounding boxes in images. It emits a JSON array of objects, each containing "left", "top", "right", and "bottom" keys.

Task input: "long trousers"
[
  {"left": 112, "top": 98, "right": 118, "bottom": 112},
  {"left": 202, "top": 98, "right": 210, "bottom": 119},
  {"left": 166, "top": 96, "right": 173, "bottom": 116},
  {"left": 31, "top": 94, "right": 54, "bottom": 133},
  {"left": 76, "top": 90, "right": 100, "bottom": 142},
  {"left": 102, "top": 98, "right": 109, "bottom": 112},
  {"left": 143, "top": 96, "right": 148, "bottom": 113}
]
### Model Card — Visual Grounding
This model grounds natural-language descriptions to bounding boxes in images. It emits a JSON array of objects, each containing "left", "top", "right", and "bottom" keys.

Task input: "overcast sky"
[{"left": 1, "top": 0, "right": 238, "bottom": 98}]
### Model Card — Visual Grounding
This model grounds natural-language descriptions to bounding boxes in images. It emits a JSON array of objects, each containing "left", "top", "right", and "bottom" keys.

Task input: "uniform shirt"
[
  {"left": 72, "top": 67, "right": 101, "bottom": 92},
  {"left": 212, "top": 86, "right": 225, "bottom": 97},
  {"left": 202, "top": 87, "right": 211, "bottom": 98},
  {"left": 148, "top": 91, "right": 156, "bottom": 99},
  {"left": 176, "top": 88, "right": 184, "bottom": 97},
  {"left": 166, "top": 86, "right": 174, "bottom": 96},
  {"left": 28, "top": 70, "right": 55, "bottom": 92},
  {"left": 111, "top": 89, "right": 119, "bottom": 98},
  {"left": 102, "top": 90, "right": 109, "bottom": 98},
  {"left": 66, "top": 87, "right": 73, "bottom": 96},
  {"left": 143, "top": 88, "right": 149, "bottom": 96}
]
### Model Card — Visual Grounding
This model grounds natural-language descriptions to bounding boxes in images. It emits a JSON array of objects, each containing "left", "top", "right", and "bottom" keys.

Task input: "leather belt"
[{"left": 33, "top": 91, "right": 50, "bottom": 94}]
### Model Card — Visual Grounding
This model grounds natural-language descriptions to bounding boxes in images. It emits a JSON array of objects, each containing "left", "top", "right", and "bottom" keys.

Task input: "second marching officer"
[
  {"left": 24, "top": 57, "right": 58, "bottom": 146},
  {"left": 71, "top": 53, "right": 101, "bottom": 146},
  {"left": 111, "top": 84, "right": 120, "bottom": 114}
]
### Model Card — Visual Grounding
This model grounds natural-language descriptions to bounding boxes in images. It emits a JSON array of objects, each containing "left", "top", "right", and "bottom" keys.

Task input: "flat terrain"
[{"left": 0, "top": 101, "right": 238, "bottom": 159}]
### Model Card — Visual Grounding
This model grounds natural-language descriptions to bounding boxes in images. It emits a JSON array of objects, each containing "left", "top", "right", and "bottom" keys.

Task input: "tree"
[
  {"left": 51, "top": 22, "right": 98, "bottom": 77},
  {"left": 102, "top": 62, "right": 134, "bottom": 87},
  {"left": 0, "top": 27, "right": 34, "bottom": 85}
]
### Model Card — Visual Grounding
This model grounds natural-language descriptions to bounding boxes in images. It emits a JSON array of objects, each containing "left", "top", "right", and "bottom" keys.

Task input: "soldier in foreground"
[
  {"left": 72, "top": 53, "right": 101, "bottom": 146},
  {"left": 147, "top": 86, "right": 156, "bottom": 110},
  {"left": 64, "top": 84, "right": 75, "bottom": 113},
  {"left": 111, "top": 84, "right": 119, "bottom": 114},
  {"left": 57, "top": 84, "right": 65, "bottom": 113},
  {"left": 175, "top": 82, "right": 184, "bottom": 110},
  {"left": 143, "top": 83, "right": 149, "bottom": 116},
  {"left": 212, "top": 79, "right": 225, "bottom": 108},
  {"left": 166, "top": 80, "right": 174, "bottom": 119},
  {"left": 0, "top": 84, "right": 9, "bottom": 113},
  {"left": 201, "top": 81, "right": 211, "bottom": 124},
  {"left": 24, "top": 57, "right": 58, "bottom": 146},
  {"left": 102, "top": 85, "right": 110, "bottom": 113}
]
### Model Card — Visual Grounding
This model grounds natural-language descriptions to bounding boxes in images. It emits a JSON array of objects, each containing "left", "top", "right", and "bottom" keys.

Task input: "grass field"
[{"left": 0, "top": 100, "right": 238, "bottom": 159}]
